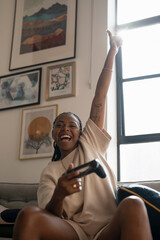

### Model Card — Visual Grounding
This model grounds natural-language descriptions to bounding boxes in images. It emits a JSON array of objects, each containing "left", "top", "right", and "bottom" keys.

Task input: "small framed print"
[
  {"left": 46, "top": 62, "right": 76, "bottom": 100},
  {"left": 19, "top": 104, "right": 58, "bottom": 160},
  {"left": 0, "top": 68, "right": 41, "bottom": 111}
]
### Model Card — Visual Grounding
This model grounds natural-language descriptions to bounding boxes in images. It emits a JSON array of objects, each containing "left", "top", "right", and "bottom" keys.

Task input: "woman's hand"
[
  {"left": 107, "top": 30, "right": 123, "bottom": 54},
  {"left": 46, "top": 164, "right": 82, "bottom": 217},
  {"left": 55, "top": 163, "right": 82, "bottom": 200}
]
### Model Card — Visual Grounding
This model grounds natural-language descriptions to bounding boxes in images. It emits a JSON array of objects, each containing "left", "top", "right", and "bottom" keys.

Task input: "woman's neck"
[{"left": 60, "top": 145, "right": 78, "bottom": 160}]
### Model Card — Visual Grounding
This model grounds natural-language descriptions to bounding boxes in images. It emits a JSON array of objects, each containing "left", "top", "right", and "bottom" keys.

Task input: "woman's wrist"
[
  {"left": 103, "top": 67, "right": 113, "bottom": 72},
  {"left": 53, "top": 186, "right": 66, "bottom": 201}
]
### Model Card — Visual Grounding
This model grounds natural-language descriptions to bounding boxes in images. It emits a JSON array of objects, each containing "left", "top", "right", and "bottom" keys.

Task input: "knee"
[
  {"left": 120, "top": 195, "right": 145, "bottom": 209},
  {"left": 119, "top": 196, "right": 147, "bottom": 217},
  {"left": 16, "top": 206, "right": 41, "bottom": 224},
  {"left": 121, "top": 195, "right": 144, "bottom": 206}
]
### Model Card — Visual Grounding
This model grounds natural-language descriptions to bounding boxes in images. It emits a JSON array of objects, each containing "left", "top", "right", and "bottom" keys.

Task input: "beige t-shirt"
[{"left": 37, "top": 118, "right": 117, "bottom": 238}]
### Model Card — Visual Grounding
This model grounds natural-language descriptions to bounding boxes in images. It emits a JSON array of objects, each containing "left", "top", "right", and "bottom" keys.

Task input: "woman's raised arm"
[{"left": 90, "top": 30, "right": 122, "bottom": 129}]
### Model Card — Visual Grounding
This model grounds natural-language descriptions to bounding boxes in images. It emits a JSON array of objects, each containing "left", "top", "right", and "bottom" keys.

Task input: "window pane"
[
  {"left": 120, "top": 24, "right": 160, "bottom": 79},
  {"left": 123, "top": 77, "right": 160, "bottom": 135},
  {"left": 120, "top": 142, "right": 160, "bottom": 182},
  {"left": 117, "top": 0, "right": 160, "bottom": 24}
]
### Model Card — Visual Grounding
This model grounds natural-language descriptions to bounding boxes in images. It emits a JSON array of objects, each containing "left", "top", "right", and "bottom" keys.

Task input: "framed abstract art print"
[
  {"left": 0, "top": 68, "right": 41, "bottom": 111},
  {"left": 10, "top": 0, "right": 78, "bottom": 70}
]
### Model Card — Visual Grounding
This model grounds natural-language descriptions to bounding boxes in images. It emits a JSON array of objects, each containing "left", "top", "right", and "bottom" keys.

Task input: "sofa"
[
  {"left": 0, "top": 181, "right": 160, "bottom": 240},
  {"left": 0, "top": 182, "right": 39, "bottom": 240}
]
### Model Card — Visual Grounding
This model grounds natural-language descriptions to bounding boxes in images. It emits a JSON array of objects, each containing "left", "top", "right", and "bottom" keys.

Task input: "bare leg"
[
  {"left": 97, "top": 196, "right": 153, "bottom": 240},
  {"left": 13, "top": 206, "right": 79, "bottom": 240}
]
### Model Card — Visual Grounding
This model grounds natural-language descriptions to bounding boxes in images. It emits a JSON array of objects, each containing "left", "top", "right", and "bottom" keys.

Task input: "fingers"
[
  {"left": 65, "top": 164, "right": 82, "bottom": 192},
  {"left": 58, "top": 171, "right": 82, "bottom": 197},
  {"left": 72, "top": 178, "right": 82, "bottom": 191},
  {"left": 68, "top": 163, "right": 73, "bottom": 170},
  {"left": 57, "top": 164, "right": 82, "bottom": 197},
  {"left": 66, "top": 171, "right": 79, "bottom": 180},
  {"left": 114, "top": 35, "right": 123, "bottom": 47},
  {"left": 106, "top": 29, "right": 112, "bottom": 38},
  {"left": 106, "top": 29, "right": 123, "bottom": 52},
  {"left": 65, "top": 173, "right": 82, "bottom": 192},
  {"left": 65, "top": 163, "right": 79, "bottom": 180}
]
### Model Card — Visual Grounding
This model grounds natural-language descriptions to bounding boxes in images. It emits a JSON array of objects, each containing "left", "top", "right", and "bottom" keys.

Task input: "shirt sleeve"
[
  {"left": 37, "top": 163, "right": 57, "bottom": 209},
  {"left": 80, "top": 118, "right": 111, "bottom": 155}
]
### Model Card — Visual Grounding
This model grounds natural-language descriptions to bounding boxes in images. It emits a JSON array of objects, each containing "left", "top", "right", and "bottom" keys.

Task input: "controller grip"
[{"left": 95, "top": 164, "right": 106, "bottom": 178}]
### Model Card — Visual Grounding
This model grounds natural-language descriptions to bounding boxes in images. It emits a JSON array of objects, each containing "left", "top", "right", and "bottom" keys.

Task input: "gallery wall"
[{"left": 0, "top": 0, "right": 115, "bottom": 183}]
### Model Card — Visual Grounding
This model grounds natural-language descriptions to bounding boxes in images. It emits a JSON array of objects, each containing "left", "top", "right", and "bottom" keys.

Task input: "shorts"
[{"left": 65, "top": 219, "right": 108, "bottom": 240}]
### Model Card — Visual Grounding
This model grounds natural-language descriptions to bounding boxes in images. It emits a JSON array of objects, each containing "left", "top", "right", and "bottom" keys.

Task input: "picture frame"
[
  {"left": 19, "top": 104, "right": 58, "bottom": 160},
  {"left": 0, "top": 68, "right": 41, "bottom": 111},
  {"left": 10, "top": 0, "right": 78, "bottom": 71},
  {"left": 46, "top": 61, "right": 76, "bottom": 100}
]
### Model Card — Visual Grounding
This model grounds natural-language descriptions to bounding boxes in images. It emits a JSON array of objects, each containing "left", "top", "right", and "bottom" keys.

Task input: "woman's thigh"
[
  {"left": 13, "top": 206, "right": 80, "bottom": 240},
  {"left": 38, "top": 211, "right": 80, "bottom": 240},
  {"left": 95, "top": 213, "right": 120, "bottom": 240}
]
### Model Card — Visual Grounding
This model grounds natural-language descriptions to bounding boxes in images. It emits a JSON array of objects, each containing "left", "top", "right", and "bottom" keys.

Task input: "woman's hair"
[{"left": 51, "top": 112, "right": 82, "bottom": 161}]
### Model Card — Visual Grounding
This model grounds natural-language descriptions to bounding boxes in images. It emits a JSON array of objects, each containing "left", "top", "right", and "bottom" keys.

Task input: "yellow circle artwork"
[{"left": 28, "top": 117, "right": 51, "bottom": 141}]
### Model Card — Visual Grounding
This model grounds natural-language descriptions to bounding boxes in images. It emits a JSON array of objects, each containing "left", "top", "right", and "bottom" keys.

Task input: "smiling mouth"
[{"left": 60, "top": 135, "right": 72, "bottom": 142}]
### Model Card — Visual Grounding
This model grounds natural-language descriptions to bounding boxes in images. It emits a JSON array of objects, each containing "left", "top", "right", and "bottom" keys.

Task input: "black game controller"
[{"left": 66, "top": 159, "right": 106, "bottom": 178}]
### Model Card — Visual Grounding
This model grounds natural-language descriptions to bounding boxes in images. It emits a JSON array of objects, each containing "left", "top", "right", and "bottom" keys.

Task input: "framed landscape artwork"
[
  {"left": 10, "top": 0, "right": 77, "bottom": 70},
  {"left": 0, "top": 68, "right": 41, "bottom": 111},
  {"left": 46, "top": 62, "right": 76, "bottom": 100},
  {"left": 19, "top": 104, "right": 58, "bottom": 160}
]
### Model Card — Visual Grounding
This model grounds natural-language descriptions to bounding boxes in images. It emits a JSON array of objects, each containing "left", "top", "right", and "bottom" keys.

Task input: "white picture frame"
[{"left": 19, "top": 104, "right": 58, "bottom": 160}]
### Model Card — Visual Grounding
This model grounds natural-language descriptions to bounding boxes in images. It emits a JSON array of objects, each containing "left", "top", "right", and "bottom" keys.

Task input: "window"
[{"left": 116, "top": 0, "right": 160, "bottom": 182}]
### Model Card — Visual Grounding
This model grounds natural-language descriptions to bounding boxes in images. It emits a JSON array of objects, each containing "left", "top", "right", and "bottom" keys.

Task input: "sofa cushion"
[
  {"left": 0, "top": 224, "right": 13, "bottom": 238},
  {"left": 1, "top": 209, "right": 21, "bottom": 223},
  {"left": 116, "top": 184, "right": 160, "bottom": 240},
  {"left": 0, "top": 182, "right": 38, "bottom": 239}
]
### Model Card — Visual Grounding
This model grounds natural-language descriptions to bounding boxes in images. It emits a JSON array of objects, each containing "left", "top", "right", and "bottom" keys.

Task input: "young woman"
[{"left": 13, "top": 31, "right": 153, "bottom": 240}]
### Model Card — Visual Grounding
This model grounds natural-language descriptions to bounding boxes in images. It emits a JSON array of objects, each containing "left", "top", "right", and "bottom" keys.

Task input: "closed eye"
[
  {"left": 56, "top": 123, "right": 63, "bottom": 127},
  {"left": 69, "top": 125, "right": 77, "bottom": 128}
]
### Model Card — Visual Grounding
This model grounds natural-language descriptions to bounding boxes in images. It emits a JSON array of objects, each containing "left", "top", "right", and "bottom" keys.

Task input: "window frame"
[{"left": 115, "top": 1, "right": 160, "bottom": 181}]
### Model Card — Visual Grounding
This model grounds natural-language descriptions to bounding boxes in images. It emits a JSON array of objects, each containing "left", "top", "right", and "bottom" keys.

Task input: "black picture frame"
[
  {"left": 0, "top": 68, "right": 41, "bottom": 111},
  {"left": 9, "top": 0, "right": 78, "bottom": 71}
]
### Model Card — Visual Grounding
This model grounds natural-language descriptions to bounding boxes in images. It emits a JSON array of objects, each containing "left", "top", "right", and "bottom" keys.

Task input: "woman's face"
[{"left": 52, "top": 113, "right": 81, "bottom": 158}]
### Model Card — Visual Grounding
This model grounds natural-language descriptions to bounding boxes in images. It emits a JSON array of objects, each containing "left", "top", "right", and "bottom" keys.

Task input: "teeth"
[{"left": 60, "top": 135, "right": 71, "bottom": 140}]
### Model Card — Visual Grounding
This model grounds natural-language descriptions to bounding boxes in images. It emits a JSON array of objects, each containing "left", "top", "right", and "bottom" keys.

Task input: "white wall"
[{"left": 0, "top": 0, "right": 117, "bottom": 183}]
